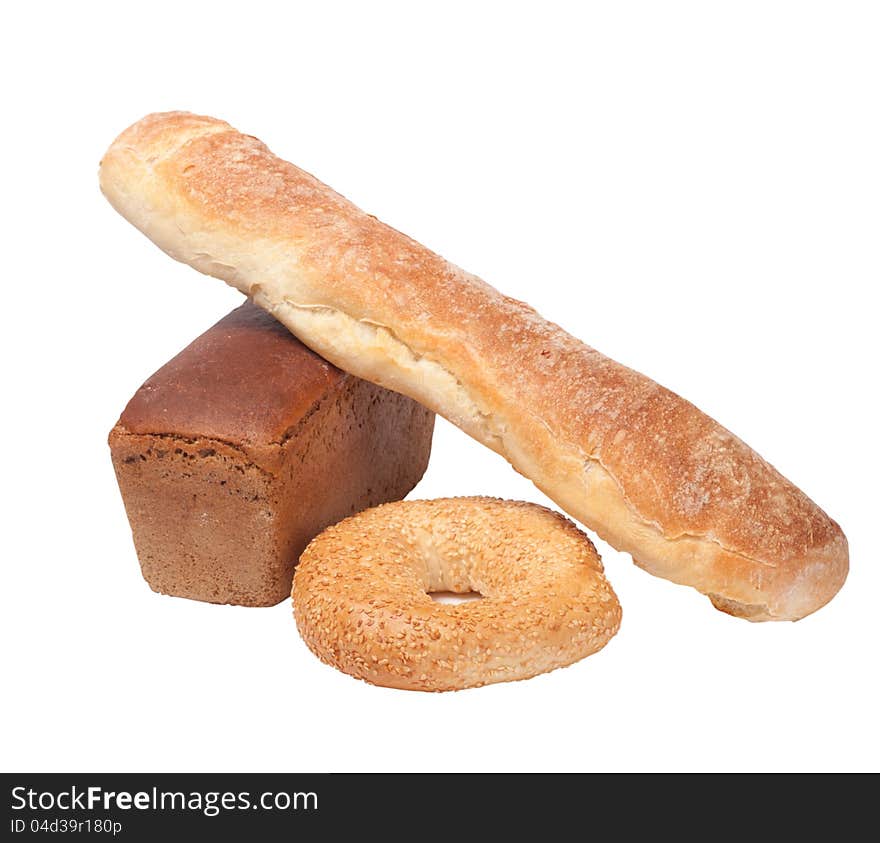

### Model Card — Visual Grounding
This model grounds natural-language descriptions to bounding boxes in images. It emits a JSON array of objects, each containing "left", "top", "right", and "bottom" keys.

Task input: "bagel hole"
[{"left": 429, "top": 590, "right": 483, "bottom": 605}]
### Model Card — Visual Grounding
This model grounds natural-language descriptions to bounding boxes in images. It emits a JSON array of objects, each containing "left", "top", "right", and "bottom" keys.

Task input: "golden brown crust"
[
  {"left": 99, "top": 112, "right": 848, "bottom": 620},
  {"left": 292, "top": 498, "right": 622, "bottom": 691}
]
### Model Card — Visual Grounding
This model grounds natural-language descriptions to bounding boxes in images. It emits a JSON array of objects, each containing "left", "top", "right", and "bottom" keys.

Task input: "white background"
[{"left": 3, "top": 1, "right": 877, "bottom": 772}]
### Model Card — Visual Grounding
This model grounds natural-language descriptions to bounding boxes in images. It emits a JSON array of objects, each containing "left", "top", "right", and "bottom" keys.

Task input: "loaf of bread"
[
  {"left": 109, "top": 302, "right": 434, "bottom": 606},
  {"left": 100, "top": 112, "right": 848, "bottom": 620}
]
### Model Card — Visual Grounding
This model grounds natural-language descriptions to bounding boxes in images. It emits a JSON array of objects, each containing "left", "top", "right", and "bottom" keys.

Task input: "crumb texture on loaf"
[{"left": 100, "top": 112, "right": 848, "bottom": 620}]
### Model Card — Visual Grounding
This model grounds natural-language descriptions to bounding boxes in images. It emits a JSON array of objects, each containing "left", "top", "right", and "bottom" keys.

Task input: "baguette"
[{"left": 99, "top": 112, "right": 848, "bottom": 621}]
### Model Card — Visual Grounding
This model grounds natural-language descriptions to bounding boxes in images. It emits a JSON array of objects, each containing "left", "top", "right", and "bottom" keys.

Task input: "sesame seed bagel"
[{"left": 292, "top": 497, "right": 622, "bottom": 691}]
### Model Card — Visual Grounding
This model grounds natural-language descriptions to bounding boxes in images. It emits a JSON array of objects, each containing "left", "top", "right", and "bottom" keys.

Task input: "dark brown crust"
[{"left": 118, "top": 302, "right": 344, "bottom": 459}]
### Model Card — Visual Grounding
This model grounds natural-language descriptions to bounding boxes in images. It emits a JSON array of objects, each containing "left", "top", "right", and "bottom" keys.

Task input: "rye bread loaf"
[{"left": 109, "top": 302, "right": 434, "bottom": 606}]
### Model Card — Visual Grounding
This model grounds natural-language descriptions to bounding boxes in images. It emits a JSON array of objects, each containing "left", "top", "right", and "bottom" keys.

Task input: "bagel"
[{"left": 292, "top": 498, "right": 621, "bottom": 691}]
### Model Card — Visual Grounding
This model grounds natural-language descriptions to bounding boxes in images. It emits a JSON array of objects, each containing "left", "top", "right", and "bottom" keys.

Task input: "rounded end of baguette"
[
  {"left": 99, "top": 112, "right": 233, "bottom": 241},
  {"left": 100, "top": 111, "right": 230, "bottom": 174},
  {"left": 631, "top": 520, "right": 848, "bottom": 622},
  {"left": 707, "top": 527, "right": 849, "bottom": 622}
]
